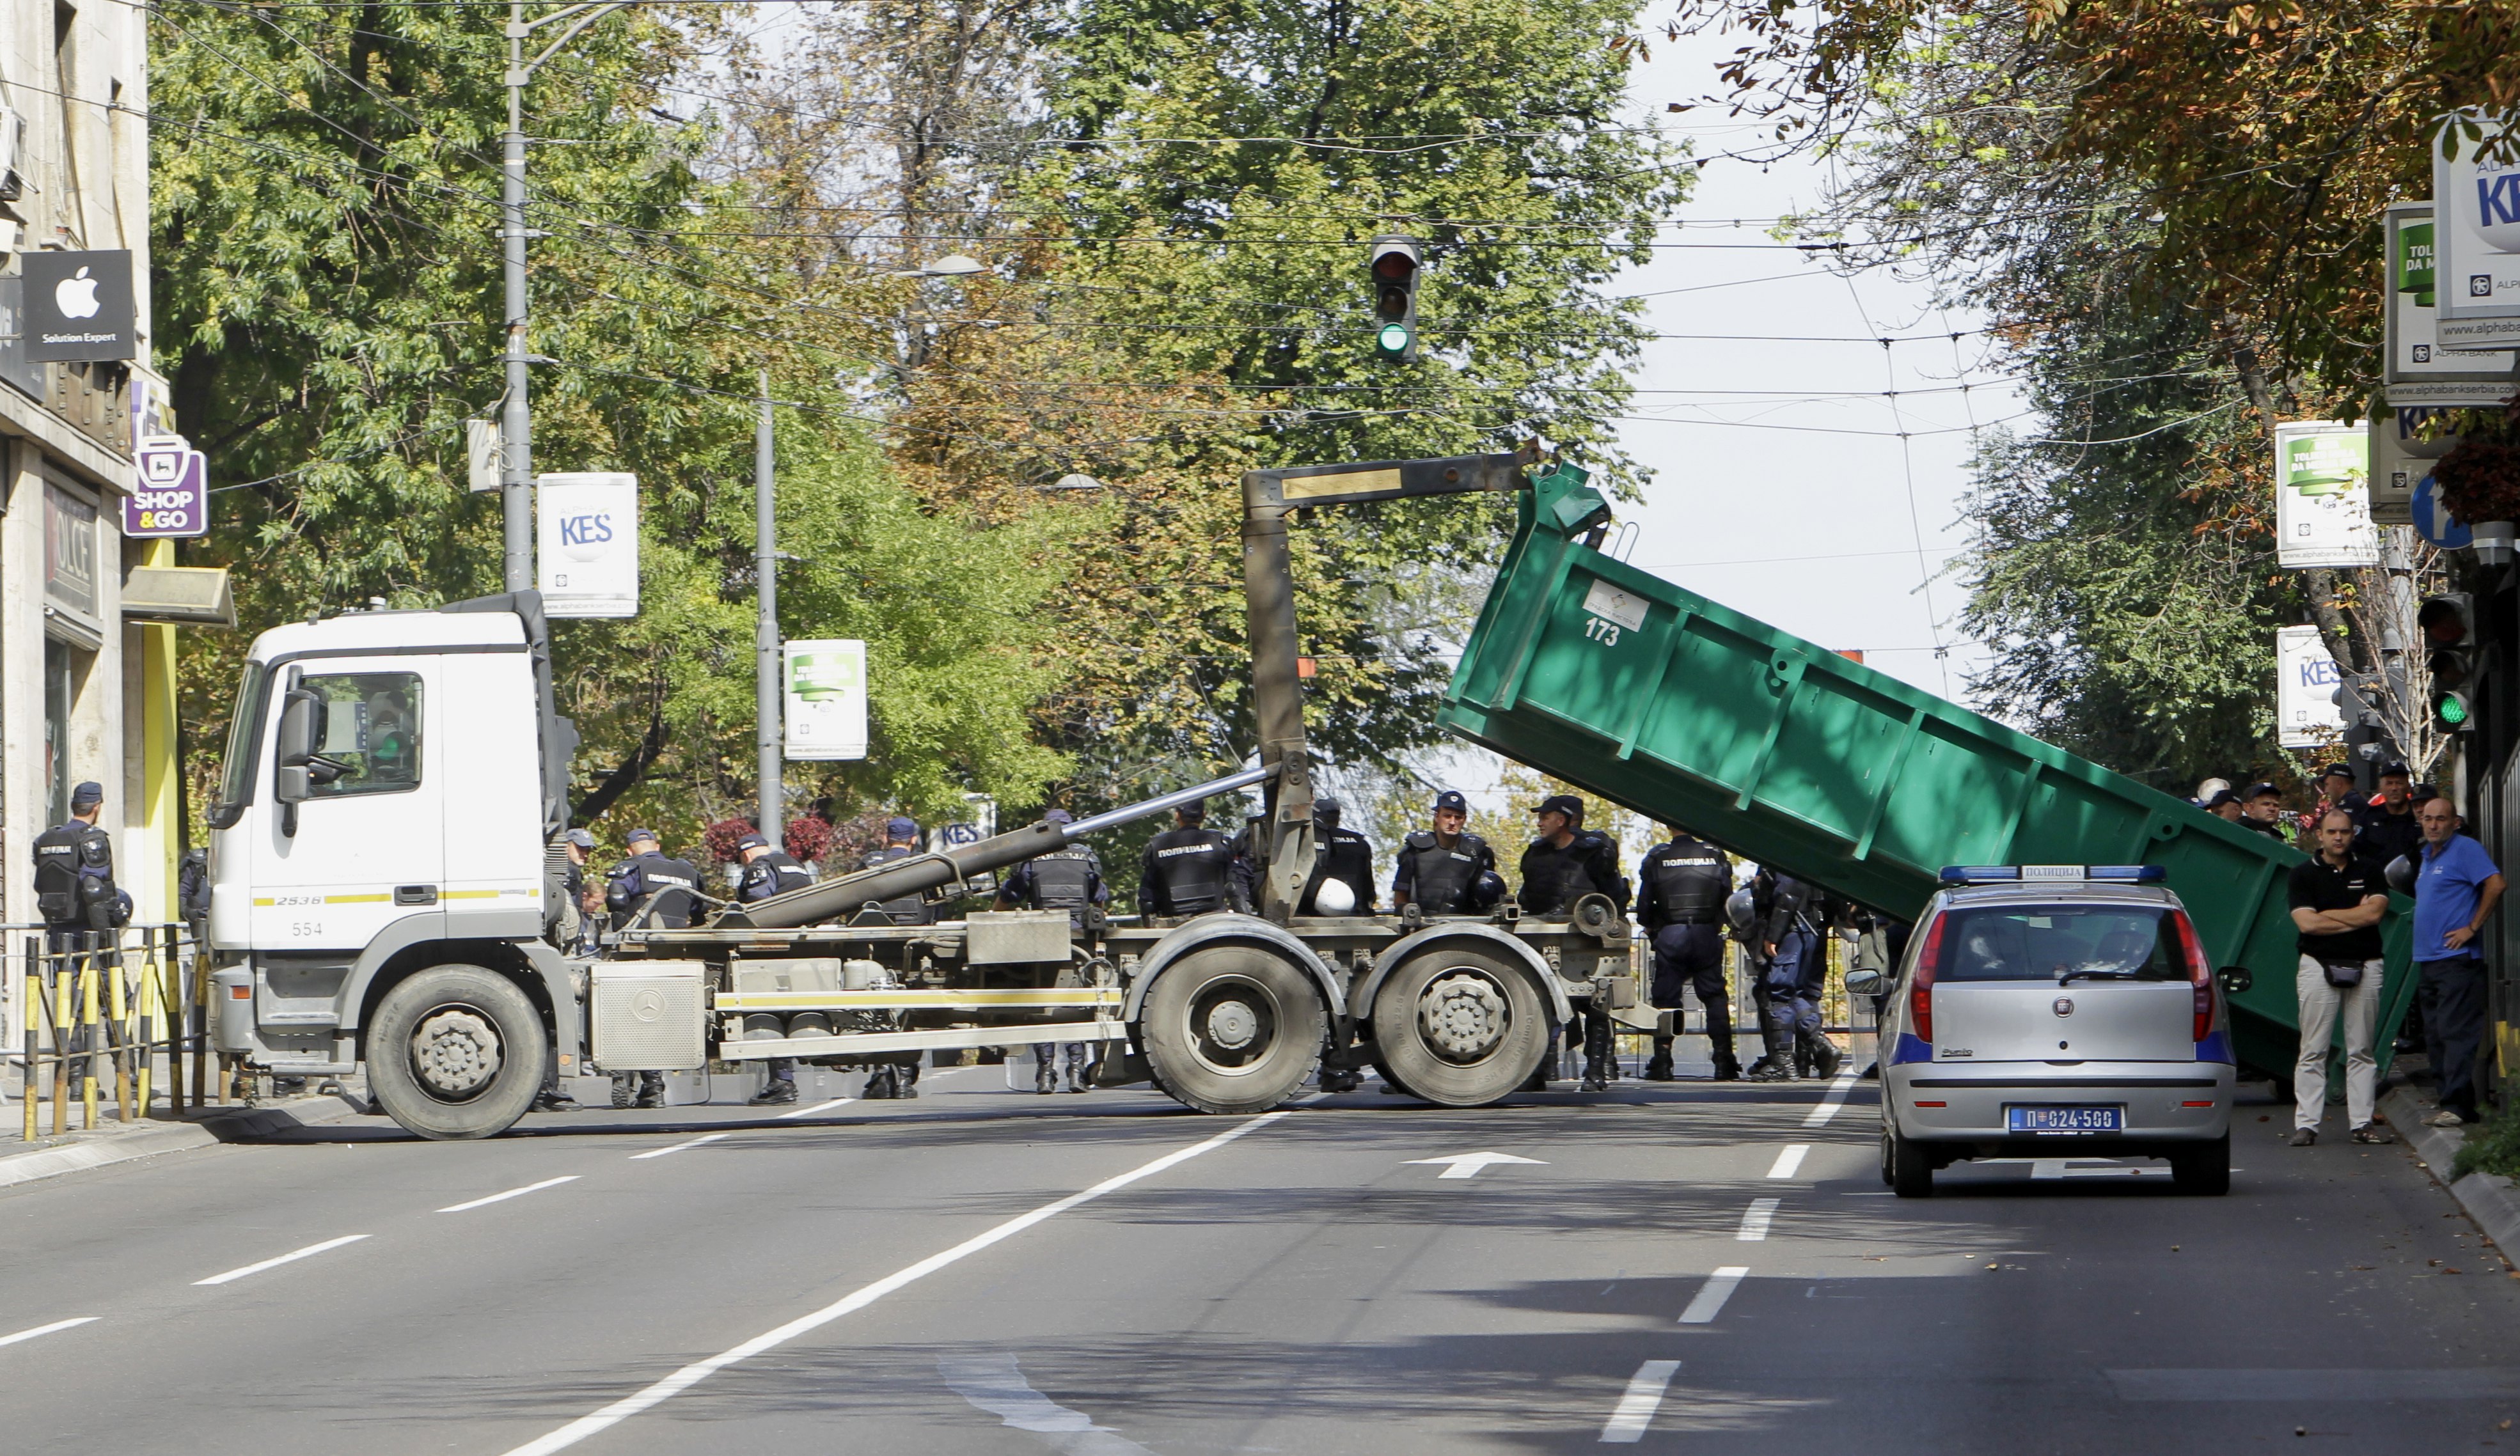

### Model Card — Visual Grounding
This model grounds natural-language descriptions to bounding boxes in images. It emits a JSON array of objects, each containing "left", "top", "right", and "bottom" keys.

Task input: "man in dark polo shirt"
[{"left": 2285, "top": 810, "right": 2391, "bottom": 1147}]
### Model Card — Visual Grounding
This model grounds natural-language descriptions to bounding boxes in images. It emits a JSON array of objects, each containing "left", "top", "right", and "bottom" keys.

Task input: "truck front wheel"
[
  {"left": 1369, "top": 947, "right": 1550, "bottom": 1107},
  {"left": 1139, "top": 945, "right": 1326, "bottom": 1114},
  {"left": 367, "top": 965, "right": 549, "bottom": 1140}
]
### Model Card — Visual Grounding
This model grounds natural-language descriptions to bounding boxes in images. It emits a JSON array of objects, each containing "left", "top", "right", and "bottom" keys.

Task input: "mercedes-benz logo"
[{"left": 2052, "top": 997, "right": 2075, "bottom": 1018}]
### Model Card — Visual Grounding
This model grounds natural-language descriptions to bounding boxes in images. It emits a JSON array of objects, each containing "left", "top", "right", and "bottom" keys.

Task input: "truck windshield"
[
  {"left": 209, "top": 661, "right": 269, "bottom": 828},
  {"left": 1927, "top": 905, "right": 2178, "bottom": 982}
]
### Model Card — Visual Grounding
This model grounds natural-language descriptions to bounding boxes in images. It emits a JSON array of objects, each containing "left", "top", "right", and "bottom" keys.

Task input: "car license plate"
[{"left": 2008, "top": 1105, "right": 2123, "bottom": 1134}]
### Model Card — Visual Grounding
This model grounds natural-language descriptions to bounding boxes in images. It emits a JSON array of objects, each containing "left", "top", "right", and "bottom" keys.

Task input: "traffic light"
[
  {"left": 2419, "top": 592, "right": 2475, "bottom": 732},
  {"left": 1368, "top": 235, "right": 1422, "bottom": 361}
]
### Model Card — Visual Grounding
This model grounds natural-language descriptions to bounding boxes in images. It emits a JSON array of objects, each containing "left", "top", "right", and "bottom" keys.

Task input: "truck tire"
[
  {"left": 2170, "top": 1134, "right": 2231, "bottom": 1196},
  {"left": 366, "top": 965, "right": 549, "bottom": 1140},
  {"left": 1369, "top": 946, "right": 1550, "bottom": 1108},
  {"left": 1138, "top": 944, "right": 1326, "bottom": 1115}
]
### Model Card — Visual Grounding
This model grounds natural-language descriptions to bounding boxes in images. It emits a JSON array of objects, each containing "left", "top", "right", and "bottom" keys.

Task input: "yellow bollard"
[
  {"left": 20, "top": 969, "right": 37, "bottom": 1143},
  {"left": 80, "top": 957, "right": 98, "bottom": 1131},
  {"left": 51, "top": 964, "right": 70, "bottom": 1137},
  {"left": 110, "top": 959, "right": 133, "bottom": 1123},
  {"left": 136, "top": 961, "right": 157, "bottom": 1118},
  {"left": 191, "top": 959, "right": 210, "bottom": 1109}
]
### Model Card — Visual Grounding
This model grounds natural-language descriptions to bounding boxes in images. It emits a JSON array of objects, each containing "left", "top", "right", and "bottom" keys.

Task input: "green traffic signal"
[
  {"left": 2439, "top": 691, "right": 2471, "bottom": 728},
  {"left": 1376, "top": 322, "right": 1413, "bottom": 357}
]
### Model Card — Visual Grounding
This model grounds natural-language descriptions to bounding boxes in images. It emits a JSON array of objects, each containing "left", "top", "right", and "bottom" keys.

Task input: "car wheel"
[
  {"left": 2170, "top": 1134, "right": 2231, "bottom": 1196},
  {"left": 1878, "top": 1124, "right": 1896, "bottom": 1187},
  {"left": 1888, "top": 1126, "right": 1934, "bottom": 1198}
]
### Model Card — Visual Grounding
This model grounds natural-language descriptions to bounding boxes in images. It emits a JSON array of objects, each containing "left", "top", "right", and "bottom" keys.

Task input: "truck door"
[{"left": 249, "top": 661, "right": 446, "bottom": 951}]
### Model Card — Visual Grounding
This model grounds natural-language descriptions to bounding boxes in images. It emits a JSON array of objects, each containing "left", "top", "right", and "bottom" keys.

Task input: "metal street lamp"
[
  {"left": 500, "top": 2, "right": 634, "bottom": 592},
  {"left": 890, "top": 254, "right": 986, "bottom": 279}
]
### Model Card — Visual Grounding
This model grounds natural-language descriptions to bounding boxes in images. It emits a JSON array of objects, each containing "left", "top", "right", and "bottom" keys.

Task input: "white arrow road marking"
[
  {"left": 1802, "top": 1069, "right": 1862, "bottom": 1127},
  {"left": 439, "top": 1176, "right": 580, "bottom": 1213},
  {"left": 1736, "top": 1197, "right": 1780, "bottom": 1242},
  {"left": 940, "top": 1352, "right": 1156, "bottom": 1456},
  {"left": 1765, "top": 1144, "right": 1809, "bottom": 1179},
  {"left": 1405, "top": 1151, "right": 1548, "bottom": 1180},
  {"left": 194, "top": 1235, "right": 368, "bottom": 1287},
  {"left": 1678, "top": 1269, "right": 1748, "bottom": 1324},
  {"left": 0, "top": 1317, "right": 99, "bottom": 1348},
  {"left": 1600, "top": 1359, "right": 1682, "bottom": 1442},
  {"left": 499, "top": 1109, "right": 1293, "bottom": 1456}
]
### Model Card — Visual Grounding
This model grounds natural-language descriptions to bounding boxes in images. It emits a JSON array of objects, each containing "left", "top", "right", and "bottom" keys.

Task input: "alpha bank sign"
[{"left": 19, "top": 250, "right": 136, "bottom": 363}]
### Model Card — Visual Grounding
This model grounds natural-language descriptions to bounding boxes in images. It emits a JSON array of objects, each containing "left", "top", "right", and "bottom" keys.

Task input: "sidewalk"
[
  {"left": 2381, "top": 1074, "right": 2520, "bottom": 1260},
  {"left": 0, "top": 1090, "right": 368, "bottom": 1191}
]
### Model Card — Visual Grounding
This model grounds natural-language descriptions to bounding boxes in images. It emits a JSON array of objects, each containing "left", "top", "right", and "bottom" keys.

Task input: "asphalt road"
[{"left": 2, "top": 1044, "right": 2516, "bottom": 1455}]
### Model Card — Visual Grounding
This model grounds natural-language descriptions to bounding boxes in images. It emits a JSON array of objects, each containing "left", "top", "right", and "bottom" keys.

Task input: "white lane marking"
[
  {"left": 629, "top": 1133, "right": 728, "bottom": 1161},
  {"left": 776, "top": 1097, "right": 856, "bottom": 1120},
  {"left": 1766, "top": 1144, "right": 1810, "bottom": 1179},
  {"left": 1736, "top": 1197, "right": 1781, "bottom": 1242},
  {"left": 939, "top": 1352, "right": 1157, "bottom": 1455},
  {"left": 1599, "top": 1359, "right": 1683, "bottom": 1442},
  {"left": 1802, "top": 1070, "right": 1861, "bottom": 1128},
  {"left": 0, "top": 1317, "right": 100, "bottom": 1348},
  {"left": 2031, "top": 1159, "right": 2067, "bottom": 1180},
  {"left": 500, "top": 1109, "right": 1296, "bottom": 1456},
  {"left": 194, "top": 1234, "right": 370, "bottom": 1287},
  {"left": 1405, "top": 1151, "right": 1548, "bottom": 1180},
  {"left": 1678, "top": 1268, "right": 1748, "bottom": 1324},
  {"left": 438, "top": 1176, "right": 582, "bottom": 1213}
]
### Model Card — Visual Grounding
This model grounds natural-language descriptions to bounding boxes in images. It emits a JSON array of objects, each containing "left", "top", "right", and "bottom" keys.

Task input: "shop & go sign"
[{"left": 125, "top": 435, "right": 209, "bottom": 538}]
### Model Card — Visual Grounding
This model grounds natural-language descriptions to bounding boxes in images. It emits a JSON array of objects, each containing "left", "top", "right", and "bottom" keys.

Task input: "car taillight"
[
  {"left": 1909, "top": 914, "right": 1946, "bottom": 1045},
  {"left": 2173, "top": 911, "right": 2214, "bottom": 1042}
]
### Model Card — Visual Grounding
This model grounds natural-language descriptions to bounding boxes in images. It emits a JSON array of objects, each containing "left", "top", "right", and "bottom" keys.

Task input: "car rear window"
[{"left": 1926, "top": 905, "right": 2180, "bottom": 982}]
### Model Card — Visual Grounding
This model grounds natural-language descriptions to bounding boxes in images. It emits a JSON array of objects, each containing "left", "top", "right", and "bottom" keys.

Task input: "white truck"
[{"left": 203, "top": 455, "right": 1650, "bottom": 1139}]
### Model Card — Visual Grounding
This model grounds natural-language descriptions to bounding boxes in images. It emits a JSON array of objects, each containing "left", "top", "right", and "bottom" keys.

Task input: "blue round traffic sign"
[{"left": 2414, "top": 471, "right": 2473, "bottom": 549}]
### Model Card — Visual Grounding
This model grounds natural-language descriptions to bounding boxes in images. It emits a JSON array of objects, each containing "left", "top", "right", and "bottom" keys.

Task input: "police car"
[{"left": 1850, "top": 865, "right": 2237, "bottom": 1198}]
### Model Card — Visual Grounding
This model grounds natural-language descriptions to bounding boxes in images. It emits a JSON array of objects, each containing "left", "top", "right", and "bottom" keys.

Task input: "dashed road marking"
[
  {"left": 438, "top": 1176, "right": 581, "bottom": 1213},
  {"left": 940, "top": 1351, "right": 1157, "bottom": 1453},
  {"left": 776, "top": 1097, "right": 857, "bottom": 1120},
  {"left": 1678, "top": 1268, "right": 1749, "bottom": 1324},
  {"left": 1766, "top": 1144, "right": 1810, "bottom": 1179},
  {"left": 629, "top": 1133, "right": 728, "bottom": 1161},
  {"left": 194, "top": 1235, "right": 370, "bottom": 1287},
  {"left": 0, "top": 1317, "right": 98, "bottom": 1348},
  {"left": 1802, "top": 1069, "right": 1862, "bottom": 1127},
  {"left": 1736, "top": 1197, "right": 1780, "bottom": 1242},
  {"left": 1599, "top": 1359, "right": 1682, "bottom": 1442}
]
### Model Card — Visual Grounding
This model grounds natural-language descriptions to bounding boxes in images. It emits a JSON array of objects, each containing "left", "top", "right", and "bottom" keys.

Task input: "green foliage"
[{"left": 149, "top": 2, "right": 1068, "bottom": 845}]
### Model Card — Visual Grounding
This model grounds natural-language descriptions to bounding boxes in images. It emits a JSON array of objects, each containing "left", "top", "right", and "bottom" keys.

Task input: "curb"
[
  {"left": 2379, "top": 1083, "right": 2520, "bottom": 1256},
  {"left": 0, "top": 1094, "right": 369, "bottom": 1193}
]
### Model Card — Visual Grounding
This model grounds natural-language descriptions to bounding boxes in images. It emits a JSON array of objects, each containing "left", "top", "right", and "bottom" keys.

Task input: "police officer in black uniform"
[
  {"left": 35, "top": 781, "right": 127, "bottom": 952},
  {"left": 1390, "top": 789, "right": 1501, "bottom": 916},
  {"left": 1517, "top": 794, "right": 1631, "bottom": 1092},
  {"left": 1298, "top": 796, "right": 1378, "bottom": 915},
  {"left": 604, "top": 829, "right": 704, "bottom": 1108},
  {"left": 1752, "top": 870, "right": 1839, "bottom": 1081},
  {"left": 1638, "top": 823, "right": 1739, "bottom": 1082},
  {"left": 858, "top": 817, "right": 931, "bottom": 1099},
  {"left": 996, "top": 808, "right": 1108, "bottom": 1093},
  {"left": 737, "top": 831, "right": 817, "bottom": 1106},
  {"left": 1138, "top": 801, "right": 1243, "bottom": 918}
]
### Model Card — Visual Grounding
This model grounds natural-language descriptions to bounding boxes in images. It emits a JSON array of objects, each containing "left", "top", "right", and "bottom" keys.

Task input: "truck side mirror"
[
  {"left": 276, "top": 689, "right": 322, "bottom": 769},
  {"left": 275, "top": 765, "right": 311, "bottom": 805}
]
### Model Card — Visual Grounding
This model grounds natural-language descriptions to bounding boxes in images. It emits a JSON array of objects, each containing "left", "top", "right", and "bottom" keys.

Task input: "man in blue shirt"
[{"left": 2411, "top": 798, "right": 2505, "bottom": 1127}]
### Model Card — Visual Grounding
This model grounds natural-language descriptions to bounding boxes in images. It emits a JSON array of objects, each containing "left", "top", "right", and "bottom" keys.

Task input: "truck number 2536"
[{"left": 1584, "top": 616, "right": 1622, "bottom": 646}]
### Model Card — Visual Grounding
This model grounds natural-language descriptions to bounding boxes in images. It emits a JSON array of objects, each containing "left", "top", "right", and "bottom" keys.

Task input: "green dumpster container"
[{"left": 1437, "top": 464, "right": 2412, "bottom": 1085}]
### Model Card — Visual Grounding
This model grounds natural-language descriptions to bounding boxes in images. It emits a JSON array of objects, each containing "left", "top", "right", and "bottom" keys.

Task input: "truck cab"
[{"left": 205, "top": 593, "right": 582, "bottom": 1138}]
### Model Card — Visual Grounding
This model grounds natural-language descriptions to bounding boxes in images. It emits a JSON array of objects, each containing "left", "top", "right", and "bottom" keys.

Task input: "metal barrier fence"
[{"left": 5, "top": 925, "right": 222, "bottom": 1141}]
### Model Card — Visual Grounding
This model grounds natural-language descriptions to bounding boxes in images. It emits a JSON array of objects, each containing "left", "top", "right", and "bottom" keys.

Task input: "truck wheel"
[
  {"left": 1139, "top": 944, "right": 1326, "bottom": 1114},
  {"left": 1371, "top": 1058, "right": 1422, "bottom": 1102},
  {"left": 367, "top": 965, "right": 548, "bottom": 1140},
  {"left": 1886, "top": 1126, "right": 1934, "bottom": 1198},
  {"left": 2170, "top": 1134, "right": 2231, "bottom": 1196},
  {"left": 1369, "top": 947, "right": 1550, "bottom": 1108}
]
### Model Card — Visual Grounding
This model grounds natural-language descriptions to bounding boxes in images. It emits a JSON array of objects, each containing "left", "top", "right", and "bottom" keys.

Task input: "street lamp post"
[
  {"left": 756, "top": 370, "right": 781, "bottom": 841},
  {"left": 501, "top": 2, "right": 632, "bottom": 592}
]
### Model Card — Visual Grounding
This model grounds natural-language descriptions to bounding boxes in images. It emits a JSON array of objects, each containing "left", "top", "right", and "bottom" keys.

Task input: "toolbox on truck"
[{"left": 1437, "top": 464, "right": 2411, "bottom": 1083}]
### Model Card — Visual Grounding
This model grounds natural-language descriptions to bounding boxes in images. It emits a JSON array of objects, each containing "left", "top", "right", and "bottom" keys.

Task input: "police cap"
[
  {"left": 563, "top": 829, "right": 594, "bottom": 850},
  {"left": 885, "top": 816, "right": 918, "bottom": 839},
  {"left": 2242, "top": 781, "right": 2283, "bottom": 802},
  {"left": 2379, "top": 762, "right": 2413, "bottom": 781},
  {"left": 1431, "top": 788, "right": 1469, "bottom": 814},
  {"left": 1043, "top": 808, "right": 1074, "bottom": 826},
  {"left": 736, "top": 831, "right": 769, "bottom": 851},
  {"left": 2317, "top": 763, "right": 2354, "bottom": 784},
  {"left": 1314, "top": 795, "right": 1343, "bottom": 818},
  {"left": 1534, "top": 793, "right": 1584, "bottom": 822},
  {"left": 70, "top": 781, "right": 102, "bottom": 810},
  {"left": 627, "top": 828, "right": 659, "bottom": 849}
]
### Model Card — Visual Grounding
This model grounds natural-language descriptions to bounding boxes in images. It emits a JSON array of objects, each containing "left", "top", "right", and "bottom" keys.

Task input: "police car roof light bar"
[{"left": 1937, "top": 864, "right": 2166, "bottom": 884}]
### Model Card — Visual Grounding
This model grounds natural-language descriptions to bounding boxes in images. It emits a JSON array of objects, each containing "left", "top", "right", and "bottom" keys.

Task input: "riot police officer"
[
  {"left": 1754, "top": 870, "right": 1841, "bottom": 1082},
  {"left": 1517, "top": 794, "right": 1631, "bottom": 1092},
  {"left": 1637, "top": 824, "right": 1738, "bottom": 1082},
  {"left": 604, "top": 829, "right": 703, "bottom": 1108},
  {"left": 1298, "top": 796, "right": 1378, "bottom": 915},
  {"left": 997, "top": 809, "right": 1108, "bottom": 1094},
  {"left": 1138, "top": 801, "right": 1243, "bottom": 918},
  {"left": 738, "top": 831, "right": 816, "bottom": 1106},
  {"left": 858, "top": 817, "right": 930, "bottom": 1099},
  {"left": 1390, "top": 789, "right": 1501, "bottom": 916},
  {"left": 35, "top": 781, "right": 127, "bottom": 951}
]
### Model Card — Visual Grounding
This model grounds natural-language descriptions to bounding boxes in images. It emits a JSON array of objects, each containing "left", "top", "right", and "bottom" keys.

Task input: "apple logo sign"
[{"left": 54, "top": 267, "right": 100, "bottom": 320}]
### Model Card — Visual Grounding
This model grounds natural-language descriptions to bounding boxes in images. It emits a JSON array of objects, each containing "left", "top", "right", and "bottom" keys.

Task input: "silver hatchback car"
[{"left": 1851, "top": 866, "right": 2237, "bottom": 1198}]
